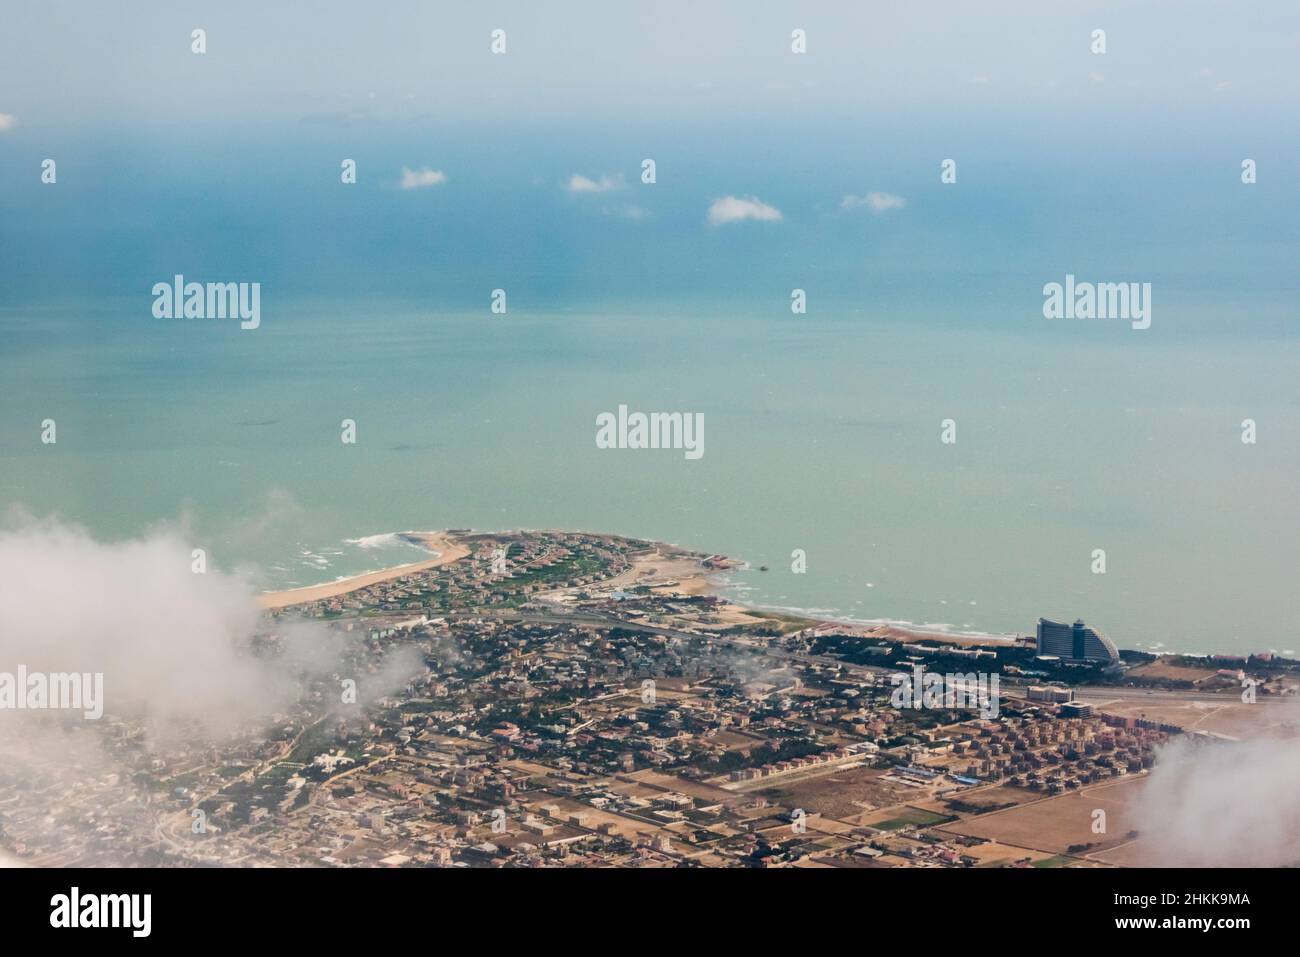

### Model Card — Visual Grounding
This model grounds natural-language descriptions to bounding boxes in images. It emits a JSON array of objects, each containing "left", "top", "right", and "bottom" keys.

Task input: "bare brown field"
[
  {"left": 711, "top": 730, "right": 766, "bottom": 751},
  {"left": 937, "top": 785, "right": 1036, "bottom": 815},
  {"left": 504, "top": 760, "right": 567, "bottom": 779},
  {"left": 1125, "top": 660, "right": 1220, "bottom": 683},
  {"left": 962, "top": 841, "right": 1059, "bottom": 867},
  {"left": 524, "top": 798, "right": 662, "bottom": 842},
  {"left": 622, "top": 769, "right": 737, "bottom": 804},
  {"left": 1083, "top": 695, "right": 1299, "bottom": 738},
  {"left": 935, "top": 776, "right": 1148, "bottom": 858},
  {"left": 751, "top": 765, "right": 915, "bottom": 822},
  {"left": 605, "top": 780, "right": 668, "bottom": 802},
  {"left": 1088, "top": 839, "right": 1151, "bottom": 867}
]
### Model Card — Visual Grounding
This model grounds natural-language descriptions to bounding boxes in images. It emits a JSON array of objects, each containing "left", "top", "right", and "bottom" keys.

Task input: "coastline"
[
  {"left": 256, "top": 527, "right": 1271, "bottom": 659},
  {"left": 257, "top": 528, "right": 1025, "bottom": 649},
  {"left": 256, "top": 531, "right": 469, "bottom": 610}
]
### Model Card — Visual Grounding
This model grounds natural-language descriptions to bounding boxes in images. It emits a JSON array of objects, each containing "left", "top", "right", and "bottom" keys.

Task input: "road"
[
  {"left": 470, "top": 607, "right": 1284, "bottom": 713},
  {"left": 469, "top": 606, "right": 896, "bottom": 679}
]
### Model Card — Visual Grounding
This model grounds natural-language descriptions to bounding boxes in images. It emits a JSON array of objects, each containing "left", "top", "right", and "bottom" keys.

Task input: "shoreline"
[
  {"left": 256, "top": 528, "right": 1025, "bottom": 649},
  {"left": 713, "top": 581, "right": 1023, "bottom": 646},
  {"left": 256, "top": 531, "right": 469, "bottom": 610},
  {"left": 256, "top": 528, "right": 1265, "bottom": 659}
]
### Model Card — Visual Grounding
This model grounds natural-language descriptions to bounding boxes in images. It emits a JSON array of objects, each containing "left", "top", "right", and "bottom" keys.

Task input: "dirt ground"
[
  {"left": 751, "top": 765, "right": 918, "bottom": 822},
  {"left": 935, "top": 775, "right": 1147, "bottom": 859}
]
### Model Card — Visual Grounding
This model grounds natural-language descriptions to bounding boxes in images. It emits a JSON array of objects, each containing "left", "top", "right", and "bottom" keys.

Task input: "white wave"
[{"left": 345, "top": 532, "right": 405, "bottom": 550}]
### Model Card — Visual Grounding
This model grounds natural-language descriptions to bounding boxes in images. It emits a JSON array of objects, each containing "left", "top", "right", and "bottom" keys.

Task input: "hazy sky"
[
  {"left": 3, "top": 2, "right": 1299, "bottom": 311},
  {"left": 2, "top": 1, "right": 1298, "bottom": 131}
]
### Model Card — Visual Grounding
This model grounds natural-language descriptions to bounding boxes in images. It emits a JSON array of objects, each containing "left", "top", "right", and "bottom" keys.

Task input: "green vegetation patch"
[{"left": 872, "top": 807, "right": 954, "bottom": 831}]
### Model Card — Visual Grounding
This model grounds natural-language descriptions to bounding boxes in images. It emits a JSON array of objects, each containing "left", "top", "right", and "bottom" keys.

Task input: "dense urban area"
[{"left": 3, "top": 530, "right": 1296, "bottom": 868}]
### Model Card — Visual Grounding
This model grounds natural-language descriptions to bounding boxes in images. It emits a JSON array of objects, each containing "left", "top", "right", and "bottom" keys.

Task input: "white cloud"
[
  {"left": 399, "top": 166, "right": 447, "bottom": 189},
  {"left": 0, "top": 515, "right": 295, "bottom": 732},
  {"left": 841, "top": 191, "right": 907, "bottom": 213},
  {"left": 0, "top": 512, "right": 425, "bottom": 733},
  {"left": 1133, "top": 726, "right": 1300, "bottom": 866},
  {"left": 0, "top": 114, "right": 16, "bottom": 132},
  {"left": 707, "top": 195, "right": 783, "bottom": 226},
  {"left": 567, "top": 173, "right": 623, "bottom": 194},
  {"left": 0, "top": 512, "right": 434, "bottom": 859}
]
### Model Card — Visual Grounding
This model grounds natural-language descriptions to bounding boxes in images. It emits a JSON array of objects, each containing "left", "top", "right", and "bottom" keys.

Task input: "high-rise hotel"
[{"left": 1036, "top": 618, "right": 1120, "bottom": 663}]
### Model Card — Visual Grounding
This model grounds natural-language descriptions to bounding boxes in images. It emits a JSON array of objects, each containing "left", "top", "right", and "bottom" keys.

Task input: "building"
[
  {"left": 1027, "top": 685, "right": 1074, "bottom": 703},
  {"left": 1035, "top": 618, "right": 1119, "bottom": 664}
]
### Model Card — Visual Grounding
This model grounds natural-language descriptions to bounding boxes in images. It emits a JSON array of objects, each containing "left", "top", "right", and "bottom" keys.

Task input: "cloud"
[
  {"left": 0, "top": 114, "right": 16, "bottom": 132},
  {"left": 567, "top": 173, "right": 623, "bottom": 194},
  {"left": 707, "top": 195, "right": 783, "bottom": 226},
  {"left": 1133, "top": 726, "right": 1300, "bottom": 866},
  {"left": 399, "top": 166, "right": 447, "bottom": 189},
  {"left": 841, "top": 191, "right": 906, "bottom": 213},
  {"left": 0, "top": 512, "right": 444, "bottom": 863},
  {"left": 0, "top": 513, "right": 328, "bottom": 735}
]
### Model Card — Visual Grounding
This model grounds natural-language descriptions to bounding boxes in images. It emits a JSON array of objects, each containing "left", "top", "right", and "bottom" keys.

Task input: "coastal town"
[{"left": 2, "top": 530, "right": 1296, "bottom": 868}]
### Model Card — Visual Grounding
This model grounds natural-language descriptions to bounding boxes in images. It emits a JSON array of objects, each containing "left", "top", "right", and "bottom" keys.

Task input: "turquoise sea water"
[
  {"left": 2, "top": 293, "right": 1297, "bottom": 655},
  {"left": 2, "top": 114, "right": 1299, "bottom": 655}
]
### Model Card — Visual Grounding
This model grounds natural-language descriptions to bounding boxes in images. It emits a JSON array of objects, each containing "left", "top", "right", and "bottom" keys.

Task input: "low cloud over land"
[
  {"left": 0, "top": 514, "right": 299, "bottom": 733},
  {"left": 1133, "top": 722, "right": 1300, "bottom": 866}
]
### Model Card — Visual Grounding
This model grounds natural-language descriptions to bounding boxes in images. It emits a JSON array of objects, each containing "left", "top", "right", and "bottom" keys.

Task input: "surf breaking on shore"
[
  {"left": 257, "top": 529, "right": 1025, "bottom": 650},
  {"left": 256, "top": 531, "right": 468, "bottom": 610}
]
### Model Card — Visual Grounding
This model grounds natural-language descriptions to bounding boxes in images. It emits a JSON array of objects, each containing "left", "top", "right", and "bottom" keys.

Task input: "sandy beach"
[
  {"left": 257, "top": 529, "right": 1020, "bottom": 650},
  {"left": 257, "top": 531, "right": 470, "bottom": 610}
]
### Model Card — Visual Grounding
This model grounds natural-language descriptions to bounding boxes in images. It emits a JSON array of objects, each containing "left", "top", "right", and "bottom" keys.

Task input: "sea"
[{"left": 2, "top": 121, "right": 1298, "bottom": 655}]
